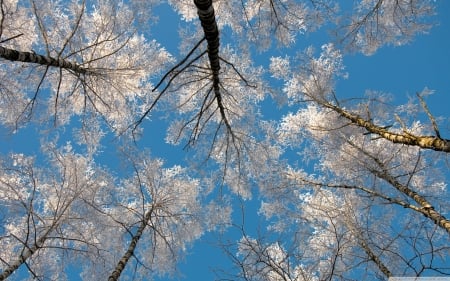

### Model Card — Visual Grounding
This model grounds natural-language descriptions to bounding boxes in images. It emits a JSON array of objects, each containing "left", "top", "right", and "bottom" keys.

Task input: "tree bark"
[
  {"left": 357, "top": 235, "right": 392, "bottom": 278},
  {"left": 345, "top": 139, "right": 450, "bottom": 234},
  {"left": 0, "top": 231, "right": 49, "bottom": 280},
  {"left": 108, "top": 209, "right": 153, "bottom": 281},
  {"left": 374, "top": 168, "right": 450, "bottom": 234},
  {"left": 0, "top": 46, "right": 87, "bottom": 74},
  {"left": 193, "top": 0, "right": 232, "bottom": 128},
  {"left": 193, "top": 0, "right": 220, "bottom": 81},
  {"left": 325, "top": 102, "right": 450, "bottom": 152}
]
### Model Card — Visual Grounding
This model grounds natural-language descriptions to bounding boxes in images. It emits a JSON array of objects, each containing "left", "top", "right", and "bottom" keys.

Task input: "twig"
[{"left": 417, "top": 92, "right": 441, "bottom": 138}]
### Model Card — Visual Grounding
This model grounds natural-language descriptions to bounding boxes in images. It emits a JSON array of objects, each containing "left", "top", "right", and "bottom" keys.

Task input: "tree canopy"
[{"left": 0, "top": 0, "right": 449, "bottom": 280}]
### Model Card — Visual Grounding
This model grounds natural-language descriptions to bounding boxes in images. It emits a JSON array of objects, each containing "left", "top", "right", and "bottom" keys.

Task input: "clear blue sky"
[{"left": 1, "top": 1, "right": 449, "bottom": 280}]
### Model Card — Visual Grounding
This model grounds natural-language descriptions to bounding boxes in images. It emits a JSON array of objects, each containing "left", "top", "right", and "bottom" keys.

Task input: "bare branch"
[{"left": 417, "top": 92, "right": 441, "bottom": 138}]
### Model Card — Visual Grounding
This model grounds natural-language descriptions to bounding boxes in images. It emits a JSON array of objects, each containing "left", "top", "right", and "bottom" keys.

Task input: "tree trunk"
[
  {"left": 108, "top": 209, "right": 153, "bottom": 281},
  {"left": 0, "top": 232, "right": 48, "bottom": 280},
  {"left": 325, "top": 102, "right": 450, "bottom": 152},
  {"left": 193, "top": 0, "right": 232, "bottom": 127},
  {"left": 0, "top": 46, "right": 87, "bottom": 74},
  {"left": 357, "top": 235, "right": 392, "bottom": 278},
  {"left": 378, "top": 169, "right": 450, "bottom": 234},
  {"left": 193, "top": 0, "right": 220, "bottom": 81},
  {"left": 348, "top": 140, "right": 450, "bottom": 234}
]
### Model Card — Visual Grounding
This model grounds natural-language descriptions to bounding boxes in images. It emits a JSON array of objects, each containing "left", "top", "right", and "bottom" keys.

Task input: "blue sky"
[
  {"left": 146, "top": 1, "right": 450, "bottom": 280},
  {"left": 1, "top": 1, "right": 449, "bottom": 280}
]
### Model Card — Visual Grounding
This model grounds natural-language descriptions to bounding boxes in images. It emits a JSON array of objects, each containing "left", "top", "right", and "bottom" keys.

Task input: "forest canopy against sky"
[{"left": 0, "top": 0, "right": 449, "bottom": 280}]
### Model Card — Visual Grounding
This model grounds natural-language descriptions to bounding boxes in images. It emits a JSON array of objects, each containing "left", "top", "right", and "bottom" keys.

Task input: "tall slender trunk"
[
  {"left": 193, "top": 0, "right": 220, "bottom": 82},
  {"left": 349, "top": 140, "right": 450, "bottom": 234},
  {"left": 374, "top": 168, "right": 450, "bottom": 234},
  {"left": 0, "top": 46, "right": 87, "bottom": 74},
  {"left": 108, "top": 209, "right": 153, "bottom": 281},
  {"left": 344, "top": 208, "right": 392, "bottom": 278},
  {"left": 357, "top": 235, "right": 392, "bottom": 278},
  {"left": 193, "top": 0, "right": 233, "bottom": 129},
  {"left": 0, "top": 228, "right": 51, "bottom": 280},
  {"left": 325, "top": 102, "right": 450, "bottom": 152}
]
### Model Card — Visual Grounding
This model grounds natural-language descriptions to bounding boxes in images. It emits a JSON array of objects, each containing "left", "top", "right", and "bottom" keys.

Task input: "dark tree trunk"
[
  {"left": 193, "top": 0, "right": 234, "bottom": 130},
  {"left": 193, "top": 0, "right": 220, "bottom": 81},
  {"left": 0, "top": 46, "right": 87, "bottom": 74}
]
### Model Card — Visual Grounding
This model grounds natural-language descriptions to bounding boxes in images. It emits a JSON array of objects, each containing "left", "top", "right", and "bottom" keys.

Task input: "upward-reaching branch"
[
  {"left": 347, "top": 139, "right": 450, "bottom": 234},
  {"left": 351, "top": 224, "right": 392, "bottom": 278}
]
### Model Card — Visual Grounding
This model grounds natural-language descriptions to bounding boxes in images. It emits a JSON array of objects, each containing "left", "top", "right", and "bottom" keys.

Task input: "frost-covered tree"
[
  {"left": 0, "top": 144, "right": 112, "bottom": 280},
  {"left": 0, "top": 144, "right": 223, "bottom": 280},
  {"left": 104, "top": 149, "right": 226, "bottom": 281},
  {"left": 1, "top": 0, "right": 448, "bottom": 280},
  {"left": 239, "top": 41, "right": 450, "bottom": 280},
  {"left": 0, "top": 0, "right": 170, "bottom": 150}
]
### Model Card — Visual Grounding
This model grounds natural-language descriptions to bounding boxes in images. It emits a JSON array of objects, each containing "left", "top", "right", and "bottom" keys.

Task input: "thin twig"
[
  {"left": 152, "top": 37, "right": 206, "bottom": 92},
  {"left": 219, "top": 56, "right": 257, "bottom": 88},
  {"left": 417, "top": 92, "right": 441, "bottom": 138},
  {"left": 0, "top": 33, "right": 24, "bottom": 43}
]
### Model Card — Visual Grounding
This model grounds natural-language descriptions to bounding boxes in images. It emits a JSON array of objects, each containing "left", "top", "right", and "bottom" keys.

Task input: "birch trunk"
[
  {"left": 0, "top": 228, "right": 51, "bottom": 280},
  {"left": 326, "top": 102, "right": 450, "bottom": 152},
  {"left": 0, "top": 46, "right": 88, "bottom": 74},
  {"left": 108, "top": 209, "right": 153, "bottom": 281},
  {"left": 376, "top": 168, "right": 450, "bottom": 234}
]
